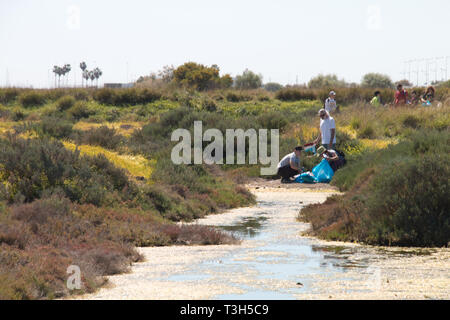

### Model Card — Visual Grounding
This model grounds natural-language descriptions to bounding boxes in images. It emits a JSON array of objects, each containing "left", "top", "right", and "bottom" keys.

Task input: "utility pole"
[
  {"left": 6, "top": 68, "right": 10, "bottom": 87},
  {"left": 126, "top": 62, "right": 129, "bottom": 83},
  {"left": 414, "top": 59, "right": 420, "bottom": 86},
  {"left": 402, "top": 61, "right": 408, "bottom": 79},
  {"left": 408, "top": 60, "right": 412, "bottom": 82},
  {"left": 444, "top": 56, "right": 449, "bottom": 81},
  {"left": 433, "top": 57, "right": 438, "bottom": 84},
  {"left": 421, "top": 59, "right": 429, "bottom": 86}
]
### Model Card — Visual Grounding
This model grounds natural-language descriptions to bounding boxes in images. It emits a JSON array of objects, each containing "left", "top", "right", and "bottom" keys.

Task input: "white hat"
[{"left": 329, "top": 91, "right": 336, "bottom": 96}]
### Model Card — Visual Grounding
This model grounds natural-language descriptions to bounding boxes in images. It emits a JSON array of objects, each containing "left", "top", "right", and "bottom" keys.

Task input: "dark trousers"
[{"left": 277, "top": 165, "right": 298, "bottom": 179}]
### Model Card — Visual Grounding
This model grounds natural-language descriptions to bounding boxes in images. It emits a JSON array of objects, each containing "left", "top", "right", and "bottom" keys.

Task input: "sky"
[{"left": 1, "top": 0, "right": 449, "bottom": 88}]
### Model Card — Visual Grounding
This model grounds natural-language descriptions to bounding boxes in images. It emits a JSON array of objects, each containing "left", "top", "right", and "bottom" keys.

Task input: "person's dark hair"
[
  {"left": 426, "top": 86, "right": 435, "bottom": 96},
  {"left": 374, "top": 91, "right": 380, "bottom": 96},
  {"left": 397, "top": 84, "right": 403, "bottom": 90},
  {"left": 412, "top": 90, "right": 417, "bottom": 94},
  {"left": 294, "top": 146, "right": 303, "bottom": 151}
]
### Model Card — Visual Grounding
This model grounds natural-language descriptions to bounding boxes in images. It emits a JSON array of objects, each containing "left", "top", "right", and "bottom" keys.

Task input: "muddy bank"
[{"left": 76, "top": 186, "right": 450, "bottom": 300}]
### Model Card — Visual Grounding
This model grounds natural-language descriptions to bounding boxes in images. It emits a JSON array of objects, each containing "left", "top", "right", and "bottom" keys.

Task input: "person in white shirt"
[
  {"left": 277, "top": 146, "right": 303, "bottom": 183},
  {"left": 324, "top": 91, "right": 339, "bottom": 113},
  {"left": 314, "top": 109, "right": 336, "bottom": 150}
]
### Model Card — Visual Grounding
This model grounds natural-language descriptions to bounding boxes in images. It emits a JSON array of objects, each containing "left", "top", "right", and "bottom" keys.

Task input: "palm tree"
[
  {"left": 80, "top": 62, "right": 87, "bottom": 87},
  {"left": 53, "top": 66, "right": 64, "bottom": 88},
  {"left": 83, "top": 70, "right": 90, "bottom": 87},
  {"left": 93, "top": 67, "right": 102, "bottom": 87},
  {"left": 62, "top": 64, "right": 71, "bottom": 88},
  {"left": 52, "top": 65, "right": 59, "bottom": 88},
  {"left": 89, "top": 70, "right": 95, "bottom": 87}
]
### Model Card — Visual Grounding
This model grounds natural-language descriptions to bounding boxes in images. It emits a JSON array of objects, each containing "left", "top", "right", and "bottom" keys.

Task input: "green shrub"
[
  {"left": 257, "top": 112, "right": 288, "bottom": 132},
  {"left": 201, "top": 98, "right": 218, "bottom": 112},
  {"left": 138, "top": 88, "right": 162, "bottom": 104},
  {"left": 402, "top": 114, "right": 422, "bottom": 129},
  {"left": 11, "top": 108, "right": 26, "bottom": 121},
  {"left": 0, "top": 137, "right": 132, "bottom": 205},
  {"left": 357, "top": 125, "right": 375, "bottom": 138},
  {"left": 0, "top": 104, "right": 9, "bottom": 118},
  {"left": 0, "top": 88, "right": 20, "bottom": 104},
  {"left": 93, "top": 88, "right": 116, "bottom": 105},
  {"left": 68, "top": 101, "right": 94, "bottom": 120},
  {"left": 275, "top": 88, "right": 316, "bottom": 101},
  {"left": 226, "top": 91, "right": 252, "bottom": 102},
  {"left": 336, "top": 130, "right": 360, "bottom": 150},
  {"left": 19, "top": 91, "right": 46, "bottom": 108},
  {"left": 56, "top": 95, "right": 76, "bottom": 111},
  {"left": 305, "top": 130, "right": 450, "bottom": 247},
  {"left": 36, "top": 117, "right": 73, "bottom": 138},
  {"left": 72, "top": 89, "right": 90, "bottom": 101},
  {"left": 93, "top": 88, "right": 162, "bottom": 106},
  {"left": 364, "top": 154, "right": 449, "bottom": 246},
  {"left": 74, "top": 126, "right": 123, "bottom": 150},
  {"left": 350, "top": 118, "right": 361, "bottom": 130}
]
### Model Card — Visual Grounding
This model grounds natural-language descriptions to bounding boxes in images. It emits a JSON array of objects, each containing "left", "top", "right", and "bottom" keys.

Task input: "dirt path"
[{"left": 77, "top": 185, "right": 450, "bottom": 300}]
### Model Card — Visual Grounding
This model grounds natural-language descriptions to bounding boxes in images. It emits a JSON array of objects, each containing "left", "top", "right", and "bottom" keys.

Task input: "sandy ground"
[{"left": 76, "top": 184, "right": 450, "bottom": 300}]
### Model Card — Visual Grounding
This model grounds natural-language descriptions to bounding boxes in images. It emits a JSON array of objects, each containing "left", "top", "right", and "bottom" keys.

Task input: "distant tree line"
[
  {"left": 51, "top": 62, "right": 102, "bottom": 88},
  {"left": 136, "top": 62, "right": 418, "bottom": 92}
]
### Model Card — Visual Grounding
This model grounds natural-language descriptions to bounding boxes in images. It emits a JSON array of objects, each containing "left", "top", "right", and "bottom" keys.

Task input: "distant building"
[{"left": 103, "top": 83, "right": 134, "bottom": 88}]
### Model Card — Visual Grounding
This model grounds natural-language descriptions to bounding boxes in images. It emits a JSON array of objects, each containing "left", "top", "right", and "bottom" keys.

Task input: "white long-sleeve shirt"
[{"left": 324, "top": 97, "right": 337, "bottom": 113}]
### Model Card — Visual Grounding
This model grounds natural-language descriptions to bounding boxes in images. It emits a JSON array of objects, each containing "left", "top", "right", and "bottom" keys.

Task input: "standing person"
[
  {"left": 370, "top": 91, "right": 382, "bottom": 107},
  {"left": 421, "top": 86, "right": 435, "bottom": 105},
  {"left": 394, "top": 84, "right": 408, "bottom": 106},
  {"left": 277, "top": 146, "right": 303, "bottom": 183},
  {"left": 324, "top": 91, "right": 339, "bottom": 113},
  {"left": 314, "top": 109, "right": 336, "bottom": 150}
]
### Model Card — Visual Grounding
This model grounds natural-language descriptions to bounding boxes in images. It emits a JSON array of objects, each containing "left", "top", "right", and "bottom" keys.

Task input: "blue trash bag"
[
  {"left": 294, "top": 172, "right": 316, "bottom": 183},
  {"left": 312, "top": 159, "right": 334, "bottom": 183}
]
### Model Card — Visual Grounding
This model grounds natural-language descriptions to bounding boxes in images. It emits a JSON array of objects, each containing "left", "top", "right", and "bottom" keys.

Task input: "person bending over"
[{"left": 277, "top": 146, "right": 303, "bottom": 183}]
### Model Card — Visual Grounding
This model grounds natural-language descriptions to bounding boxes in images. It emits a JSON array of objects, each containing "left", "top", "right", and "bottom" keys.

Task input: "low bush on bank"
[
  {"left": 0, "top": 196, "right": 238, "bottom": 299},
  {"left": 0, "top": 136, "right": 132, "bottom": 205},
  {"left": 299, "top": 130, "right": 450, "bottom": 247}
]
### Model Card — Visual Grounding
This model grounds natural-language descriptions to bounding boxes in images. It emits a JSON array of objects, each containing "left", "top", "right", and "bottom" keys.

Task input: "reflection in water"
[
  {"left": 312, "top": 245, "right": 369, "bottom": 269},
  {"left": 174, "top": 194, "right": 377, "bottom": 299},
  {"left": 218, "top": 215, "right": 268, "bottom": 238}
]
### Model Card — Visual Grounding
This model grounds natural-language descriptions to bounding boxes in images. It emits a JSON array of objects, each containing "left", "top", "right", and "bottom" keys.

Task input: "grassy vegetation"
[
  {"left": 298, "top": 105, "right": 450, "bottom": 247},
  {"left": 0, "top": 86, "right": 449, "bottom": 299}
]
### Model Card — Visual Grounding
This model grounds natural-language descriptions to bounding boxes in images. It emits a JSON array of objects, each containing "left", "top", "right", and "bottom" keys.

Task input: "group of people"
[
  {"left": 277, "top": 91, "right": 341, "bottom": 183},
  {"left": 277, "top": 83, "right": 441, "bottom": 183},
  {"left": 371, "top": 84, "right": 436, "bottom": 107}
]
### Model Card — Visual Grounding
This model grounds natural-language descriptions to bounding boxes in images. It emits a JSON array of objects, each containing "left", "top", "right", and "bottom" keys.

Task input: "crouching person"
[
  {"left": 277, "top": 146, "right": 303, "bottom": 183},
  {"left": 321, "top": 149, "right": 346, "bottom": 172}
]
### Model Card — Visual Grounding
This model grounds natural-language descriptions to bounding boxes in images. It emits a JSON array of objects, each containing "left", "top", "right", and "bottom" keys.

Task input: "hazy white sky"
[{"left": 1, "top": 0, "right": 449, "bottom": 88}]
